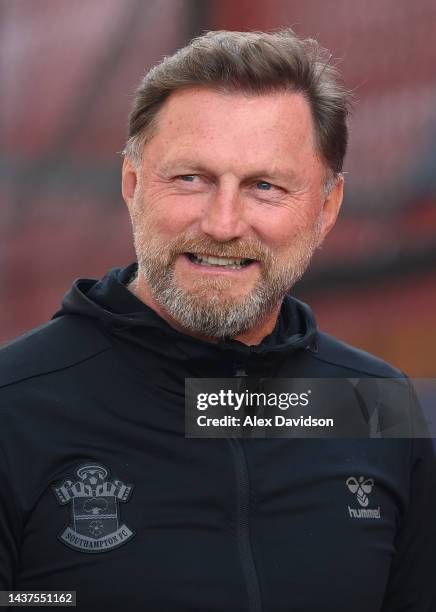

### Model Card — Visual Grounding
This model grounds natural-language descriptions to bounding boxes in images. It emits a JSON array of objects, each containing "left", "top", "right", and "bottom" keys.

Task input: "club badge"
[{"left": 52, "top": 463, "right": 135, "bottom": 553}]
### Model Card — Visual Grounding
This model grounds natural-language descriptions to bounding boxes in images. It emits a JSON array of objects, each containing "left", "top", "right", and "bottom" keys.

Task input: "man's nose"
[{"left": 199, "top": 185, "right": 248, "bottom": 242}]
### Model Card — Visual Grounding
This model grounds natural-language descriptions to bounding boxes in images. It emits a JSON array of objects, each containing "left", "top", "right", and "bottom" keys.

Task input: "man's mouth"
[{"left": 185, "top": 253, "right": 255, "bottom": 269}]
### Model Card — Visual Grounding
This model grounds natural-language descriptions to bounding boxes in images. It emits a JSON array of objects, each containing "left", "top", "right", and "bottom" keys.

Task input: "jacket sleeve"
[
  {"left": 0, "top": 442, "right": 21, "bottom": 588},
  {"left": 380, "top": 434, "right": 436, "bottom": 611}
]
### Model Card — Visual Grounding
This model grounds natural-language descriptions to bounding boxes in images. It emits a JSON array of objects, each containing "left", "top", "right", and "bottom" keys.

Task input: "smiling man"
[
  {"left": 122, "top": 86, "right": 340, "bottom": 344},
  {"left": 122, "top": 86, "right": 341, "bottom": 344},
  {"left": 0, "top": 29, "right": 435, "bottom": 612}
]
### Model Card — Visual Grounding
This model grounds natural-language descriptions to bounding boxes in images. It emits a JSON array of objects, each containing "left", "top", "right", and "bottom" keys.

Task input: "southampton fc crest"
[{"left": 52, "top": 463, "right": 135, "bottom": 553}]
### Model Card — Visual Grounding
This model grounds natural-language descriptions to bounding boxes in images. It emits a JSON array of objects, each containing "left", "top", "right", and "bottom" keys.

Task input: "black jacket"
[{"left": 0, "top": 263, "right": 435, "bottom": 611}]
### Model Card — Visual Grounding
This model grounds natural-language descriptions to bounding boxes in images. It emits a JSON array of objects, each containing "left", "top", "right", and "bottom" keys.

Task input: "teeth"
[{"left": 190, "top": 254, "right": 249, "bottom": 268}]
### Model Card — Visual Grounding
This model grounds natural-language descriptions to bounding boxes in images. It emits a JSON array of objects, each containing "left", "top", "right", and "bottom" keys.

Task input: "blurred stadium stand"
[{"left": 1, "top": 0, "right": 436, "bottom": 377}]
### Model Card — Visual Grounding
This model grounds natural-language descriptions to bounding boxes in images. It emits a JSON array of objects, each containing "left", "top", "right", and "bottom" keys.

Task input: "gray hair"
[{"left": 123, "top": 28, "right": 352, "bottom": 187}]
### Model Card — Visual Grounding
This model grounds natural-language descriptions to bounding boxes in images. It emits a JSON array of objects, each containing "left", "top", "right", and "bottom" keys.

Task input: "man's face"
[{"left": 122, "top": 87, "right": 343, "bottom": 338}]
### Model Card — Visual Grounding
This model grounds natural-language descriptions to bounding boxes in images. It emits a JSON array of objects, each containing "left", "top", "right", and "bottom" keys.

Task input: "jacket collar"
[{"left": 53, "top": 262, "right": 318, "bottom": 377}]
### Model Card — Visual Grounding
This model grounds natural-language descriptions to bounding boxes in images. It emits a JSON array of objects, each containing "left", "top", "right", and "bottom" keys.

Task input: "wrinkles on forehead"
[{"left": 139, "top": 87, "right": 326, "bottom": 192}]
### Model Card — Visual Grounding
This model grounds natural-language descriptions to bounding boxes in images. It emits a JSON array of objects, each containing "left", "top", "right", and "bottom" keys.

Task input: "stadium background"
[{"left": 2, "top": 0, "right": 436, "bottom": 382}]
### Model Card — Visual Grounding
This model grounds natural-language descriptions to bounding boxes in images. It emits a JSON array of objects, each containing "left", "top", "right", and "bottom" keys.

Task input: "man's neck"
[{"left": 126, "top": 273, "right": 281, "bottom": 346}]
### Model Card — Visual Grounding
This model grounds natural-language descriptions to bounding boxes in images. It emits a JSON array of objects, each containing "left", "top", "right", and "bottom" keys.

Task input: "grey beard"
[
  {"left": 142, "top": 267, "right": 281, "bottom": 338},
  {"left": 131, "top": 200, "right": 321, "bottom": 338},
  {"left": 136, "top": 247, "right": 316, "bottom": 339}
]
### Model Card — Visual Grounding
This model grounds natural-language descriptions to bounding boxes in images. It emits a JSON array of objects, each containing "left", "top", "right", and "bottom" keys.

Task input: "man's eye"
[
  {"left": 251, "top": 180, "right": 285, "bottom": 201},
  {"left": 179, "top": 175, "right": 196, "bottom": 182},
  {"left": 256, "top": 181, "right": 273, "bottom": 191}
]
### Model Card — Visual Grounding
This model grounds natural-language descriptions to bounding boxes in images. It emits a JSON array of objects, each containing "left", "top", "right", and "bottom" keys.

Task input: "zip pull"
[
  {"left": 233, "top": 362, "right": 248, "bottom": 378},
  {"left": 233, "top": 363, "right": 248, "bottom": 395}
]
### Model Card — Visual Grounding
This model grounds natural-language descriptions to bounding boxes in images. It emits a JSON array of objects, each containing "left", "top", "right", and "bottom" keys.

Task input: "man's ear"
[
  {"left": 319, "top": 174, "right": 344, "bottom": 242},
  {"left": 121, "top": 157, "right": 138, "bottom": 211}
]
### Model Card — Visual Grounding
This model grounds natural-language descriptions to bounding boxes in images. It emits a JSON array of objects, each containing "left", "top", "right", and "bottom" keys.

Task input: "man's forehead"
[
  {"left": 155, "top": 86, "right": 315, "bottom": 138},
  {"left": 143, "top": 87, "right": 319, "bottom": 177}
]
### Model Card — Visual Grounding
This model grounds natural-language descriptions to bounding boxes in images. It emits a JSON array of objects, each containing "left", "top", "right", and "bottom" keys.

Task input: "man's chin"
[
  {"left": 136, "top": 261, "right": 285, "bottom": 338},
  {"left": 178, "top": 283, "right": 252, "bottom": 304},
  {"left": 154, "top": 285, "right": 263, "bottom": 338}
]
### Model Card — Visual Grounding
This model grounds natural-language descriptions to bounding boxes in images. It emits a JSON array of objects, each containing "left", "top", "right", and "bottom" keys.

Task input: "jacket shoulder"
[
  {"left": 0, "top": 315, "right": 111, "bottom": 389},
  {"left": 313, "top": 331, "right": 404, "bottom": 378}
]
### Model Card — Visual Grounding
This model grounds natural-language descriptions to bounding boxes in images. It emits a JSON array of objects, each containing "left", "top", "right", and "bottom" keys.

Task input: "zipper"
[{"left": 227, "top": 364, "right": 263, "bottom": 612}]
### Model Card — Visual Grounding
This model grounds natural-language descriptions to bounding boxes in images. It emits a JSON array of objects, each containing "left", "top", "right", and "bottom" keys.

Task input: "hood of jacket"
[{"left": 53, "top": 262, "right": 318, "bottom": 378}]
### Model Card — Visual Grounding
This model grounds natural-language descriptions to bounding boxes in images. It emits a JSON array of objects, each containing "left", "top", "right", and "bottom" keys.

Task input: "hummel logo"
[
  {"left": 346, "top": 476, "right": 374, "bottom": 507},
  {"left": 346, "top": 476, "right": 381, "bottom": 520}
]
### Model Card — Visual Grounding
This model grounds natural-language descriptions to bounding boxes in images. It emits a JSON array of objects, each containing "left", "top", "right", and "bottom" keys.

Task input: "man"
[{"left": 0, "top": 29, "right": 434, "bottom": 611}]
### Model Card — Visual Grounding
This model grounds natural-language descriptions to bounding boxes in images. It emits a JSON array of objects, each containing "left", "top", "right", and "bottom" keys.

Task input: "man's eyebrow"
[
  {"left": 159, "top": 159, "right": 209, "bottom": 174},
  {"left": 159, "top": 159, "right": 298, "bottom": 183},
  {"left": 241, "top": 169, "right": 298, "bottom": 184}
]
